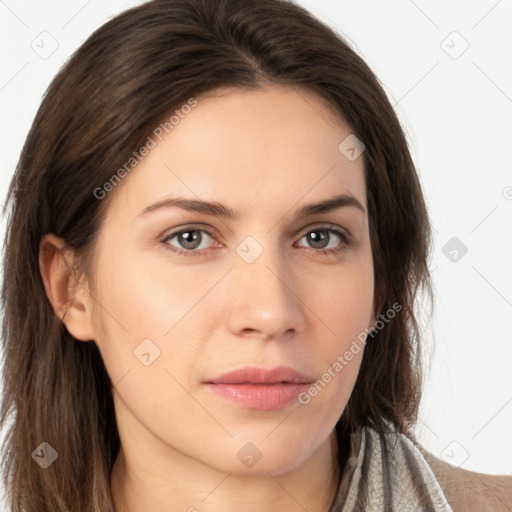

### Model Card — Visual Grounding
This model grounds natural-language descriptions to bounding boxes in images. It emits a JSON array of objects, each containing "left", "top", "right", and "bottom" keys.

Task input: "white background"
[{"left": 1, "top": 0, "right": 511, "bottom": 505}]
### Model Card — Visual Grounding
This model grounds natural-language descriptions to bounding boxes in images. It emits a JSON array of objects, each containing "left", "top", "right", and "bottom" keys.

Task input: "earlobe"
[{"left": 39, "top": 233, "right": 95, "bottom": 341}]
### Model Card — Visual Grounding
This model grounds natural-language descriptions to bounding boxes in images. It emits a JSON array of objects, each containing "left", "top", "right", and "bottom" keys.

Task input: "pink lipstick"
[{"left": 204, "top": 366, "right": 313, "bottom": 410}]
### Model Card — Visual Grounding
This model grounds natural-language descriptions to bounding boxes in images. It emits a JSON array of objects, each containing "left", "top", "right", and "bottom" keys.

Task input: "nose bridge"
[{"left": 227, "top": 235, "right": 306, "bottom": 338}]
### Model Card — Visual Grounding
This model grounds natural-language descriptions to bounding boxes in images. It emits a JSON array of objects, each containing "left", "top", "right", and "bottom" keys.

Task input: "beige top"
[{"left": 329, "top": 425, "right": 453, "bottom": 511}]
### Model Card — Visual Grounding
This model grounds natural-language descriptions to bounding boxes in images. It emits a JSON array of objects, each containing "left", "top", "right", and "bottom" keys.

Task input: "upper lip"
[{"left": 205, "top": 366, "right": 314, "bottom": 385}]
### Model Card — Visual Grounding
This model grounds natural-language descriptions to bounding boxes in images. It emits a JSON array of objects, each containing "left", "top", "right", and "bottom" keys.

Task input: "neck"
[{"left": 110, "top": 428, "right": 343, "bottom": 512}]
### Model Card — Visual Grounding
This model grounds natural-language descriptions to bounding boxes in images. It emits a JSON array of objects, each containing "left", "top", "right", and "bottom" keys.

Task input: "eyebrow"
[{"left": 137, "top": 193, "right": 366, "bottom": 220}]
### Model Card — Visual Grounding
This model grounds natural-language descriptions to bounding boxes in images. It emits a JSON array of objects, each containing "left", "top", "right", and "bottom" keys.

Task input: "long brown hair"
[{"left": 1, "top": 0, "right": 432, "bottom": 510}]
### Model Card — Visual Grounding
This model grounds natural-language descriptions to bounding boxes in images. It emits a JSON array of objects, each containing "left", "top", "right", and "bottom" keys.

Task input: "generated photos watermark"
[
  {"left": 298, "top": 301, "right": 402, "bottom": 405},
  {"left": 93, "top": 97, "right": 198, "bottom": 200}
]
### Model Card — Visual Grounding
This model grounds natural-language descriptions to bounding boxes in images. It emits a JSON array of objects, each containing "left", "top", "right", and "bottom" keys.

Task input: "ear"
[
  {"left": 39, "top": 233, "right": 95, "bottom": 341},
  {"left": 368, "top": 311, "right": 377, "bottom": 330},
  {"left": 368, "top": 298, "right": 378, "bottom": 330},
  {"left": 365, "top": 299, "right": 382, "bottom": 341},
  {"left": 369, "top": 292, "right": 384, "bottom": 331}
]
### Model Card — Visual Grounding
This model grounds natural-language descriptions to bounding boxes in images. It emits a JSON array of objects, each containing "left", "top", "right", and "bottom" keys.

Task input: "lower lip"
[{"left": 204, "top": 383, "right": 311, "bottom": 410}]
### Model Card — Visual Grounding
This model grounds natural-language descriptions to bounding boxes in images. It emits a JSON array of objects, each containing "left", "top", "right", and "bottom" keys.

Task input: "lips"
[
  {"left": 205, "top": 366, "right": 313, "bottom": 384},
  {"left": 204, "top": 366, "right": 314, "bottom": 410}
]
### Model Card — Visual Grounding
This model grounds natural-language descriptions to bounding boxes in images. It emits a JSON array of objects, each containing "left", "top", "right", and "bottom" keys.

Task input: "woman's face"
[{"left": 87, "top": 85, "right": 374, "bottom": 475}]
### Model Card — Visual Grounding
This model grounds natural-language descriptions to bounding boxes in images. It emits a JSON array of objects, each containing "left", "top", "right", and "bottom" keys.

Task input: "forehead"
[{"left": 104, "top": 85, "right": 367, "bottom": 222}]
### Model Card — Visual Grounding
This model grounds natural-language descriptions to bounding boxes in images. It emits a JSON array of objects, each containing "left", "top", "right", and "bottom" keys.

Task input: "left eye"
[{"left": 296, "top": 228, "right": 348, "bottom": 251}]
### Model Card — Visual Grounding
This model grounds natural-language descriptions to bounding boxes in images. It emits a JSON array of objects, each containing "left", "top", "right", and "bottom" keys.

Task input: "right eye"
[{"left": 161, "top": 227, "right": 220, "bottom": 256}]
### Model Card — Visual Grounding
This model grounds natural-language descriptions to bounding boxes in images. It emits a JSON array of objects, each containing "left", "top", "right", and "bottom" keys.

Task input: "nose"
[{"left": 227, "top": 241, "right": 307, "bottom": 340}]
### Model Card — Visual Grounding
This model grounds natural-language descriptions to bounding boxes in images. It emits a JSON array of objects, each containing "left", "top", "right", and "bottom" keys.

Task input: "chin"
[{"left": 203, "top": 434, "right": 319, "bottom": 477}]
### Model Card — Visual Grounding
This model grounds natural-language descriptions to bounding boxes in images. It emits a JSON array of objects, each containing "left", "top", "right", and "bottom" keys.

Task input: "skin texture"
[{"left": 39, "top": 85, "right": 377, "bottom": 511}]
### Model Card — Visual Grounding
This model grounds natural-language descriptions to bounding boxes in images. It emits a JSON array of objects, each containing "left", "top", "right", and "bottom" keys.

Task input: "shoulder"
[{"left": 416, "top": 443, "right": 512, "bottom": 512}]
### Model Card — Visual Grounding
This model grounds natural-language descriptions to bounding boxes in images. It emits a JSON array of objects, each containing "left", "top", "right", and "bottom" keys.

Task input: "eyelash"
[{"left": 160, "top": 224, "right": 352, "bottom": 258}]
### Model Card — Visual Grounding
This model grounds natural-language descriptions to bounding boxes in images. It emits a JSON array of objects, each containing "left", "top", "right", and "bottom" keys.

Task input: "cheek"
[
  {"left": 310, "top": 262, "right": 374, "bottom": 343},
  {"left": 290, "top": 261, "right": 373, "bottom": 412},
  {"left": 89, "top": 245, "right": 226, "bottom": 384}
]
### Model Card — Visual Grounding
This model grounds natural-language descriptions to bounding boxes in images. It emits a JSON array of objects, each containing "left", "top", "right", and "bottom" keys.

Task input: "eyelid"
[
  {"left": 295, "top": 222, "right": 352, "bottom": 240},
  {"left": 160, "top": 223, "right": 220, "bottom": 241}
]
